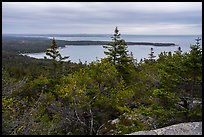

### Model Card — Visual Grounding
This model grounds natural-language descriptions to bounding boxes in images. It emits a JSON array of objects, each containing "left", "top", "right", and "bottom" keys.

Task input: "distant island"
[{"left": 63, "top": 40, "right": 177, "bottom": 46}]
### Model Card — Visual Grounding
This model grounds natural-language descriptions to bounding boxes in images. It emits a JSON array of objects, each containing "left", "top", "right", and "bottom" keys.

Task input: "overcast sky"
[{"left": 2, "top": 2, "right": 202, "bottom": 35}]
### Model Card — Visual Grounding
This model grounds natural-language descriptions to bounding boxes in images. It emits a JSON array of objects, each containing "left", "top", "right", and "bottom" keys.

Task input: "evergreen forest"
[{"left": 2, "top": 28, "right": 202, "bottom": 135}]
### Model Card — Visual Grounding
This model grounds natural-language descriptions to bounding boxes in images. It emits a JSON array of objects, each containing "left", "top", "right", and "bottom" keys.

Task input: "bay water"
[{"left": 23, "top": 35, "right": 202, "bottom": 63}]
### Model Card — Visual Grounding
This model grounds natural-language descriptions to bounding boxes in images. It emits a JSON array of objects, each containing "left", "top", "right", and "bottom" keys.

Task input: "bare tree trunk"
[
  {"left": 96, "top": 123, "right": 106, "bottom": 135},
  {"left": 89, "top": 108, "right": 94, "bottom": 135},
  {"left": 190, "top": 73, "right": 196, "bottom": 111}
]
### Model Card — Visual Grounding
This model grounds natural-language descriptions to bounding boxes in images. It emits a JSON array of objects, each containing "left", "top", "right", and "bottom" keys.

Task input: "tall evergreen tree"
[
  {"left": 184, "top": 37, "right": 202, "bottom": 109},
  {"left": 45, "top": 38, "right": 69, "bottom": 62},
  {"left": 103, "top": 27, "right": 131, "bottom": 66},
  {"left": 45, "top": 38, "right": 69, "bottom": 77},
  {"left": 103, "top": 27, "right": 132, "bottom": 80}
]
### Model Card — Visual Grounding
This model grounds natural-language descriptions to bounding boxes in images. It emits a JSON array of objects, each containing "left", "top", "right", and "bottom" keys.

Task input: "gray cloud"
[{"left": 2, "top": 2, "right": 202, "bottom": 34}]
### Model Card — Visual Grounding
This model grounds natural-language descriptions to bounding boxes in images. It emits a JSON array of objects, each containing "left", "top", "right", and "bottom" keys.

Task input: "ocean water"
[{"left": 23, "top": 35, "right": 202, "bottom": 63}]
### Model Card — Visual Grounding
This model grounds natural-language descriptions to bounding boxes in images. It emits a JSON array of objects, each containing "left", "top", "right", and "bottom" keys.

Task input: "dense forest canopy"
[{"left": 2, "top": 28, "right": 202, "bottom": 135}]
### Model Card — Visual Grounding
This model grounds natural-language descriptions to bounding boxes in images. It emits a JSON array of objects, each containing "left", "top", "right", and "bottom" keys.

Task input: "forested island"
[{"left": 2, "top": 28, "right": 202, "bottom": 135}]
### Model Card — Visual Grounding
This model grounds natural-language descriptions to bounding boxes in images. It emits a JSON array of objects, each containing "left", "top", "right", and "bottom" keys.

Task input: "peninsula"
[{"left": 63, "top": 40, "right": 176, "bottom": 46}]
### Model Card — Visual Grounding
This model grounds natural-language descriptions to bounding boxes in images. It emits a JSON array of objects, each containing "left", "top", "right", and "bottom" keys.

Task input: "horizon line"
[{"left": 2, "top": 33, "right": 202, "bottom": 36}]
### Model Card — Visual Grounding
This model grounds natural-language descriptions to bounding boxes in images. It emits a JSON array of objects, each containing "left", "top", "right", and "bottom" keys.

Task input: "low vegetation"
[{"left": 2, "top": 28, "right": 202, "bottom": 135}]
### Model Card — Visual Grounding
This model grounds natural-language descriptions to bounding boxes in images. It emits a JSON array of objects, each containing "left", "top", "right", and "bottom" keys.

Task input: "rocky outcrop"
[
  {"left": 127, "top": 121, "right": 202, "bottom": 135},
  {"left": 96, "top": 113, "right": 157, "bottom": 135}
]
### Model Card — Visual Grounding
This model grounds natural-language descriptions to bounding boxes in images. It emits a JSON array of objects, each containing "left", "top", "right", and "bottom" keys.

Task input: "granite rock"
[{"left": 127, "top": 122, "right": 202, "bottom": 135}]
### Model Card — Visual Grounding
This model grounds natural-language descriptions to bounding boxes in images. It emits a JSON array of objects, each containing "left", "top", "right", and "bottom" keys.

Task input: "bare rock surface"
[{"left": 127, "top": 121, "right": 202, "bottom": 135}]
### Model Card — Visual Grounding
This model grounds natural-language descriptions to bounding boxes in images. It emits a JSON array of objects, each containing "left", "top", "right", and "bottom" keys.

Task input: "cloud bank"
[{"left": 2, "top": 2, "right": 202, "bottom": 35}]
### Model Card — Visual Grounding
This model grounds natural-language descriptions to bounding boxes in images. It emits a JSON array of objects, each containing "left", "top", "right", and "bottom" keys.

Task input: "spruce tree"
[
  {"left": 103, "top": 27, "right": 132, "bottom": 81},
  {"left": 103, "top": 27, "right": 131, "bottom": 67},
  {"left": 186, "top": 37, "right": 202, "bottom": 109},
  {"left": 44, "top": 38, "right": 69, "bottom": 77},
  {"left": 148, "top": 47, "right": 156, "bottom": 63}
]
